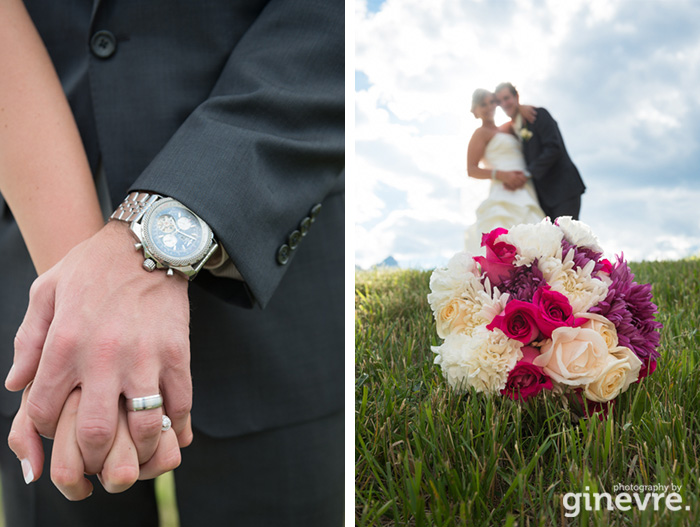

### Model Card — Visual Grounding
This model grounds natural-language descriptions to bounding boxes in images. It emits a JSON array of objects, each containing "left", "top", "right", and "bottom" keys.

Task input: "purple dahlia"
[
  {"left": 589, "top": 255, "right": 662, "bottom": 361},
  {"left": 561, "top": 239, "right": 606, "bottom": 275},
  {"left": 499, "top": 261, "right": 545, "bottom": 302}
]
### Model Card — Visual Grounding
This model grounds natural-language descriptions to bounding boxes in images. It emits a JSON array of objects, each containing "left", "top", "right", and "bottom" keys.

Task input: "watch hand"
[{"left": 175, "top": 228, "right": 197, "bottom": 241}]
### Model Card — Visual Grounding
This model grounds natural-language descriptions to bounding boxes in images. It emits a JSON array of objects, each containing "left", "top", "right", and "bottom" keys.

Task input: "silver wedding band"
[
  {"left": 161, "top": 415, "right": 172, "bottom": 432},
  {"left": 126, "top": 394, "right": 163, "bottom": 412}
]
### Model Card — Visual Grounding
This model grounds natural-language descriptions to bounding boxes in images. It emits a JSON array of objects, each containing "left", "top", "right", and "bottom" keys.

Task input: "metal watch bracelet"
[{"left": 109, "top": 191, "right": 161, "bottom": 223}]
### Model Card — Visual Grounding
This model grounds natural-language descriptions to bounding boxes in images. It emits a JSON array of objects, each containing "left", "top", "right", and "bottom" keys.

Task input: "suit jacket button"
[
  {"left": 276, "top": 244, "right": 291, "bottom": 265},
  {"left": 299, "top": 217, "right": 312, "bottom": 236},
  {"left": 288, "top": 230, "right": 302, "bottom": 249},
  {"left": 309, "top": 203, "right": 322, "bottom": 222},
  {"left": 91, "top": 30, "right": 117, "bottom": 59}
]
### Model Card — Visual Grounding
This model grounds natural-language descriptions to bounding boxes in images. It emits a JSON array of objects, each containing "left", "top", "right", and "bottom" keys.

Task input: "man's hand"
[
  {"left": 499, "top": 170, "right": 528, "bottom": 190},
  {"left": 9, "top": 385, "right": 182, "bottom": 500},
  {"left": 7, "top": 220, "right": 193, "bottom": 475}
]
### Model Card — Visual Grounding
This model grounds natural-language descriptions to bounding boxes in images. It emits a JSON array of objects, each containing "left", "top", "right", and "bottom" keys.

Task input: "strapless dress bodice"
[{"left": 482, "top": 133, "right": 526, "bottom": 172}]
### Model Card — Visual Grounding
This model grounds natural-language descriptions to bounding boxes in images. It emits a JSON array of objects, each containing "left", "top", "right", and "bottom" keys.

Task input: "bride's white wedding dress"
[{"left": 465, "top": 132, "right": 545, "bottom": 254}]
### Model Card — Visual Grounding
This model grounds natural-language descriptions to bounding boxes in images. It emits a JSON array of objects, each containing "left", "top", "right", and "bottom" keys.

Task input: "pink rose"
[
  {"left": 532, "top": 287, "right": 579, "bottom": 337},
  {"left": 486, "top": 300, "right": 540, "bottom": 344},
  {"left": 473, "top": 228, "right": 516, "bottom": 285},
  {"left": 501, "top": 346, "right": 553, "bottom": 400},
  {"left": 637, "top": 359, "right": 657, "bottom": 381}
]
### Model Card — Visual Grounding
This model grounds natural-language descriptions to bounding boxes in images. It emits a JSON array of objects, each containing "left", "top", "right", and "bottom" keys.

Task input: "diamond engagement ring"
[
  {"left": 161, "top": 415, "right": 172, "bottom": 432},
  {"left": 126, "top": 394, "right": 163, "bottom": 411}
]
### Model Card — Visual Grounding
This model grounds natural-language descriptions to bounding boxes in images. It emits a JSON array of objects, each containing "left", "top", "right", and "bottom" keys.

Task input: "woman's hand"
[
  {"left": 8, "top": 385, "right": 182, "bottom": 500},
  {"left": 520, "top": 104, "right": 538, "bottom": 124}
]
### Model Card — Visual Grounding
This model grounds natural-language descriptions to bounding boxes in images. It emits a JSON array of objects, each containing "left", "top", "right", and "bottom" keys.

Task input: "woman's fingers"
[
  {"left": 50, "top": 389, "right": 94, "bottom": 500},
  {"left": 138, "top": 425, "right": 181, "bottom": 481},
  {"left": 7, "top": 384, "right": 45, "bottom": 484},
  {"left": 97, "top": 399, "right": 140, "bottom": 493}
]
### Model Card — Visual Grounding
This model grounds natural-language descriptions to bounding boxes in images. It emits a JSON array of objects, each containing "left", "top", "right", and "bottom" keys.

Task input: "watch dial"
[{"left": 146, "top": 204, "right": 206, "bottom": 262}]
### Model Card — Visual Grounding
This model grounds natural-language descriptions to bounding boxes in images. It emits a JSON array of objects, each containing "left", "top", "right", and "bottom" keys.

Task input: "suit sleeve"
[
  {"left": 527, "top": 108, "right": 563, "bottom": 182},
  {"left": 128, "top": 0, "right": 344, "bottom": 308}
]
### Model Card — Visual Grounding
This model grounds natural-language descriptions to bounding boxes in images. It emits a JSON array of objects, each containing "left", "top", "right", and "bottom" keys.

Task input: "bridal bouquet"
[{"left": 428, "top": 217, "right": 661, "bottom": 409}]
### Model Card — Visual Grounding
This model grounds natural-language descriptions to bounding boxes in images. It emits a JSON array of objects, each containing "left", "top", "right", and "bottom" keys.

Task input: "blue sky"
[{"left": 354, "top": 0, "right": 700, "bottom": 269}]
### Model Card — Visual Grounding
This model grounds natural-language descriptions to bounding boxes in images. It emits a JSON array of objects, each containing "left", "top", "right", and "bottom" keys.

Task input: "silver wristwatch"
[{"left": 110, "top": 192, "right": 219, "bottom": 280}]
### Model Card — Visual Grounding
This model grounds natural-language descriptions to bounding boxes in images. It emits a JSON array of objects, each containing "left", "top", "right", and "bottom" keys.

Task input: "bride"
[{"left": 464, "top": 88, "right": 545, "bottom": 253}]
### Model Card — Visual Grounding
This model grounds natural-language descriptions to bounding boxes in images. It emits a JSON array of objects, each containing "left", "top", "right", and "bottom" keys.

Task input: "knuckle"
[
  {"left": 28, "top": 275, "right": 47, "bottom": 301},
  {"left": 166, "top": 396, "right": 191, "bottom": 420},
  {"left": 130, "top": 413, "right": 162, "bottom": 440},
  {"left": 51, "top": 464, "right": 82, "bottom": 490},
  {"left": 49, "top": 331, "right": 79, "bottom": 357},
  {"left": 103, "top": 465, "right": 139, "bottom": 492},
  {"left": 161, "top": 448, "right": 182, "bottom": 472},
  {"left": 26, "top": 396, "right": 55, "bottom": 432},
  {"left": 7, "top": 429, "right": 24, "bottom": 454},
  {"left": 78, "top": 417, "right": 114, "bottom": 447}
]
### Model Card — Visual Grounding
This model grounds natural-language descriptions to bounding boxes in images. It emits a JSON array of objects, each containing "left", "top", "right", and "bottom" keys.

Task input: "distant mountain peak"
[{"left": 376, "top": 256, "right": 399, "bottom": 268}]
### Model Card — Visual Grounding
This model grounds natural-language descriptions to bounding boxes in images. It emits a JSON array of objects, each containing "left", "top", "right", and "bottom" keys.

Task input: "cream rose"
[
  {"left": 435, "top": 298, "right": 482, "bottom": 338},
  {"left": 584, "top": 346, "right": 643, "bottom": 402},
  {"left": 533, "top": 326, "right": 609, "bottom": 386},
  {"left": 577, "top": 312, "right": 619, "bottom": 350}
]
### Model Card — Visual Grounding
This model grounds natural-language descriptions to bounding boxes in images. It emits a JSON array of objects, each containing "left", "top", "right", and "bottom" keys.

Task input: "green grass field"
[{"left": 355, "top": 260, "right": 700, "bottom": 526}]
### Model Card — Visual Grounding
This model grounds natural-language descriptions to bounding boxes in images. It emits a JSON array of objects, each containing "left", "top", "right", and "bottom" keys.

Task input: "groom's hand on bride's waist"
[{"left": 500, "top": 170, "right": 527, "bottom": 190}]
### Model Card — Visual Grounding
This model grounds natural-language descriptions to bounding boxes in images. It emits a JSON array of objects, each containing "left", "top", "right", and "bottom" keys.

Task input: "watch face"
[{"left": 141, "top": 199, "right": 212, "bottom": 267}]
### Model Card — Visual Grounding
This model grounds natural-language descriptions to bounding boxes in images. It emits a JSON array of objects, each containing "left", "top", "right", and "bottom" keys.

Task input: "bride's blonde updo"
[{"left": 470, "top": 88, "right": 492, "bottom": 116}]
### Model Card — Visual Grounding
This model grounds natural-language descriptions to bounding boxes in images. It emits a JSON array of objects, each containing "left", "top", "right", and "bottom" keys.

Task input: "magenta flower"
[
  {"left": 532, "top": 286, "right": 580, "bottom": 338},
  {"left": 487, "top": 300, "right": 540, "bottom": 344},
  {"left": 474, "top": 228, "right": 517, "bottom": 286},
  {"left": 637, "top": 359, "right": 657, "bottom": 381},
  {"left": 501, "top": 346, "right": 553, "bottom": 401}
]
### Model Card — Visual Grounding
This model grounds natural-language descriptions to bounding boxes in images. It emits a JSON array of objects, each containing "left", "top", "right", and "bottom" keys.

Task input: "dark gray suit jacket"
[
  {"left": 0, "top": 0, "right": 344, "bottom": 438},
  {"left": 521, "top": 107, "right": 585, "bottom": 214}
]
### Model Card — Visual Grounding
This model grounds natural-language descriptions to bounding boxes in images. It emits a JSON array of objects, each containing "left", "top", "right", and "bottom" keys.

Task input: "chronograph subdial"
[{"left": 157, "top": 214, "right": 176, "bottom": 233}]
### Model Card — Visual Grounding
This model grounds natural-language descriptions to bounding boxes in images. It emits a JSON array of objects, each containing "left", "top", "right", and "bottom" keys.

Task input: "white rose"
[
  {"left": 556, "top": 217, "right": 603, "bottom": 253},
  {"left": 577, "top": 313, "right": 618, "bottom": 350},
  {"left": 584, "top": 346, "right": 643, "bottom": 402},
  {"left": 503, "top": 218, "right": 563, "bottom": 267},
  {"left": 533, "top": 326, "right": 609, "bottom": 386}
]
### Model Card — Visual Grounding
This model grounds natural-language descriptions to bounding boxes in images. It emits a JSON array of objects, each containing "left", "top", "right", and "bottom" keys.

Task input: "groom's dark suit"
[
  {"left": 0, "top": 1, "right": 344, "bottom": 525},
  {"left": 520, "top": 108, "right": 585, "bottom": 219}
]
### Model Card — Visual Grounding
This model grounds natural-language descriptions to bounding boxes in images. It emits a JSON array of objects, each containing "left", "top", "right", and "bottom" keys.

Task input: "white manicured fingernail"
[{"left": 20, "top": 459, "right": 33, "bottom": 484}]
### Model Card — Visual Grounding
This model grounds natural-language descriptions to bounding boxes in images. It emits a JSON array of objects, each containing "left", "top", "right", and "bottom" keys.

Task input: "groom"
[{"left": 494, "top": 82, "right": 585, "bottom": 220}]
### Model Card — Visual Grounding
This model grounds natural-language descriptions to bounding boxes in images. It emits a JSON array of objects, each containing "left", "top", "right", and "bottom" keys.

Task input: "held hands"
[
  {"left": 498, "top": 170, "right": 528, "bottom": 190},
  {"left": 9, "top": 385, "right": 181, "bottom": 499},
  {"left": 6, "top": 220, "right": 193, "bottom": 498}
]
